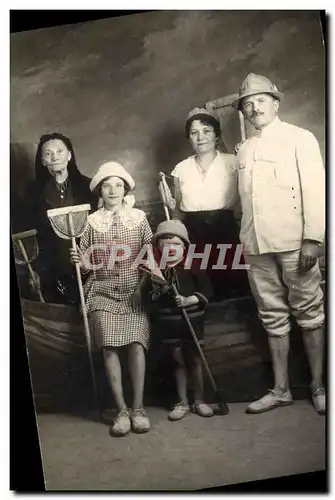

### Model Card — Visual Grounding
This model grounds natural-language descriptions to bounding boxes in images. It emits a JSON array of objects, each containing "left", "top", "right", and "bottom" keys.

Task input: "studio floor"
[{"left": 37, "top": 400, "right": 326, "bottom": 491}]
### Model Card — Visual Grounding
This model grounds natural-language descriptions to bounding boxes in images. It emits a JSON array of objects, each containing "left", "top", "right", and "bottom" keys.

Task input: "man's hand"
[
  {"left": 174, "top": 294, "right": 199, "bottom": 308},
  {"left": 299, "top": 240, "right": 320, "bottom": 273}
]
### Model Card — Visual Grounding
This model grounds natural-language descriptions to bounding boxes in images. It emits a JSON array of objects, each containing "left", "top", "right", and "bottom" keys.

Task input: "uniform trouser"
[{"left": 245, "top": 250, "right": 324, "bottom": 337}]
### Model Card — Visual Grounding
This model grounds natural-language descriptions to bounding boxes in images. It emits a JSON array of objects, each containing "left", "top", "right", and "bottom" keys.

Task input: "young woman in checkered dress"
[{"left": 70, "top": 162, "right": 153, "bottom": 437}]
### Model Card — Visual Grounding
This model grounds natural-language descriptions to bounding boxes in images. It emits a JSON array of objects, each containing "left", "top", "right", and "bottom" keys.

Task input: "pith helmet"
[{"left": 232, "top": 73, "right": 284, "bottom": 110}]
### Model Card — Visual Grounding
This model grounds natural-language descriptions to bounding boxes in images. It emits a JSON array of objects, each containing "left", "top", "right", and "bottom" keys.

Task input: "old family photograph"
[{"left": 10, "top": 10, "right": 326, "bottom": 491}]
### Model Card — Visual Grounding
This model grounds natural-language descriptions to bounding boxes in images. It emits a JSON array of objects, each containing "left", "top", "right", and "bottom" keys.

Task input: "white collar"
[
  {"left": 194, "top": 150, "right": 219, "bottom": 174},
  {"left": 88, "top": 197, "right": 143, "bottom": 232}
]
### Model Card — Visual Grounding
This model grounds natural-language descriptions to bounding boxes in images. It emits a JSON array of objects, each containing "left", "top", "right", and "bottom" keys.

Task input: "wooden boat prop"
[{"left": 20, "top": 257, "right": 325, "bottom": 412}]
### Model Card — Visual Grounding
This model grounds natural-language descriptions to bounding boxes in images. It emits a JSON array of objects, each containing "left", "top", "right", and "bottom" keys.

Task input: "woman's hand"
[{"left": 166, "top": 197, "right": 176, "bottom": 211}]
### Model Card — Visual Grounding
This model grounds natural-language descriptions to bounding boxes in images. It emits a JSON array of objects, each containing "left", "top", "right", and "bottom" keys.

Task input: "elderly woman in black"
[
  {"left": 30, "top": 133, "right": 97, "bottom": 304},
  {"left": 168, "top": 108, "right": 247, "bottom": 299}
]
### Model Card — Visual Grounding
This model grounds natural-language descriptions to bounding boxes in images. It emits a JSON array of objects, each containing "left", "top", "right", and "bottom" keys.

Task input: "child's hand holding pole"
[
  {"left": 69, "top": 247, "right": 89, "bottom": 274},
  {"left": 174, "top": 294, "right": 199, "bottom": 308}
]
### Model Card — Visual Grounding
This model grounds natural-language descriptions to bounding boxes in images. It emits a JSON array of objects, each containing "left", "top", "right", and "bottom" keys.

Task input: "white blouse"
[{"left": 171, "top": 152, "right": 239, "bottom": 212}]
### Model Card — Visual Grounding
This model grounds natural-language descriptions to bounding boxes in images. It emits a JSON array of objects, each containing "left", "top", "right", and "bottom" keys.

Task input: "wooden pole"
[
  {"left": 17, "top": 238, "right": 45, "bottom": 303},
  {"left": 238, "top": 110, "right": 246, "bottom": 142},
  {"left": 68, "top": 211, "right": 101, "bottom": 418}
]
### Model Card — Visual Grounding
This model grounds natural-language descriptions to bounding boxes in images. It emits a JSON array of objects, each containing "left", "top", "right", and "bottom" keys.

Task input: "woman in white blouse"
[{"left": 169, "top": 107, "right": 246, "bottom": 299}]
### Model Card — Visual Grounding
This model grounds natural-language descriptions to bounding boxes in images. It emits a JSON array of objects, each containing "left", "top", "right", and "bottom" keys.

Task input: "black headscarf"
[
  {"left": 35, "top": 133, "right": 82, "bottom": 186},
  {"left": 34, "top": 132, "right": 95, "bottom": 206},
  {"left": 31, "top": 133, "right": 96, "bottom": 304}
]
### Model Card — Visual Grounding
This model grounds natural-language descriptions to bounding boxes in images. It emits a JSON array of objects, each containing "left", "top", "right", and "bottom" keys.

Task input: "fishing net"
[
  {"left": 12, "top": 229, "right": 39, "bottom": 265},
  {"left": 47, "top": 204, "right": 91, "bottom": 240}
]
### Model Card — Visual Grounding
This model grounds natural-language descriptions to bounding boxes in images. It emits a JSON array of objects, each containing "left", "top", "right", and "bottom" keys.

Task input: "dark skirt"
[{"left": 182, "top": 209, "right": 249, "bottom": 299}]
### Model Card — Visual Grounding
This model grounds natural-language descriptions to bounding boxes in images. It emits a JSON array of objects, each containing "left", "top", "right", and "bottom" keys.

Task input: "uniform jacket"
[{"left": 237, "top": 118, "right": 325, "bottom": 255}]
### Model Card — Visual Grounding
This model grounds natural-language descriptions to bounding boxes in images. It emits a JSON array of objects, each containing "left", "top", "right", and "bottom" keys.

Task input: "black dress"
[{"left": 182, "top": 209, "right": 249, "bottom": 299}]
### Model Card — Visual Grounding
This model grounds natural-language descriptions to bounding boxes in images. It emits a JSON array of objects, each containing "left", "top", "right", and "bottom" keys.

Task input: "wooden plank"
[
  {"left": 205, "top": 343, "right": 264, "bottom": 374},
  {"left": 21, "top": 299, "right": 82, "bottom": 323},
  {"left": 209, "top": 356, "right": 263, "bottom": 376},
  {"left": 205, "top": 330, "right": 251, "bottom": 349},
  {"left": 205, "top": 343, "right": 259, "bottom": 360}
]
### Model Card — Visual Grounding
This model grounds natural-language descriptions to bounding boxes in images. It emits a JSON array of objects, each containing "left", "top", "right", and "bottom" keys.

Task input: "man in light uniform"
[{"left": 233, "top": 73, "right": 325, "bottom": 414}]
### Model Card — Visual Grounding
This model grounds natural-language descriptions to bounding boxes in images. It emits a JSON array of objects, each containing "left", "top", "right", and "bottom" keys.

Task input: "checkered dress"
[{"left": 80, "top": 206, "right": 153, "bottom": 349}]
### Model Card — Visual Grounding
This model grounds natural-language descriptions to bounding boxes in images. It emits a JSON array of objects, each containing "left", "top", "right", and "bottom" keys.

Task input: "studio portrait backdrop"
[
  {"left": 10, "top": 11, "right": 326, "bottom": 492},
  {"left": 11, "top": 11, "right": 325, "bottom": 211}
]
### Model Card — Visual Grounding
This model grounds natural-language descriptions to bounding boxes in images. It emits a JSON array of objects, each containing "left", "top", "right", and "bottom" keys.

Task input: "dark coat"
[
  {"left": 30, "top": 170, "right": 98, "bottom": 305},
  {"left": 149, "top": 264, "right": 213, "bottom": 343},
  {"left": 150, "top": 265, "right": 213, "bottom": 317}
]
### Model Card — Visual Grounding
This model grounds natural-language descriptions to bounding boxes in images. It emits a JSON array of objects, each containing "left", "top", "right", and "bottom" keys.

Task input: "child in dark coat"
[{"left": 150, "top": 219, "right": 214, "bottom": 421}]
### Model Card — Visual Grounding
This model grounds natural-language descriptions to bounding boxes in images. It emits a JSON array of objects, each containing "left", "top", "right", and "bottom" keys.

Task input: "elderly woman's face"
[
  {"left": 41, "top": 139, "right": 71, "bottom": 175},
  {"left": 189, "top": 120, "right": 217, "bottom": 155},
  {"left": 101, "top": 176, "right": 125, "bottom": 208}
]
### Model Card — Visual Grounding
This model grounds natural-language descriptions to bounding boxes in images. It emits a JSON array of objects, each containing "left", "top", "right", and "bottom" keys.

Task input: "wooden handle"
[
  {"left": 68, "top": 211, "right": 101, "bottom": 415},
  {"left": 238, "top": 111, "right": 246, "bottom": 142},
  {"left": 17, "top": 239, "right": 45, "bottom": 302},
  {"left": 163, "top": 205, "right": 171, "bottom": 221},
  {"left": 158, "top": 180, "right": 171, "bottom": 221},
  {"left": 170, "top": 284, "right": 218, "bottom": 392}
]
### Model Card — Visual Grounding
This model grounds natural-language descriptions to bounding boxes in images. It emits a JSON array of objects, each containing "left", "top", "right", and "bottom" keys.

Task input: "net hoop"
[
  {"left": 12, "top": 229, "right": 38, "bottom": 241},
  {"left": 47, "top": 204, "right": 91, "bottom": 218},
  {"left": 47, "top": 204, "right": 91, "bottom": 240}
]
